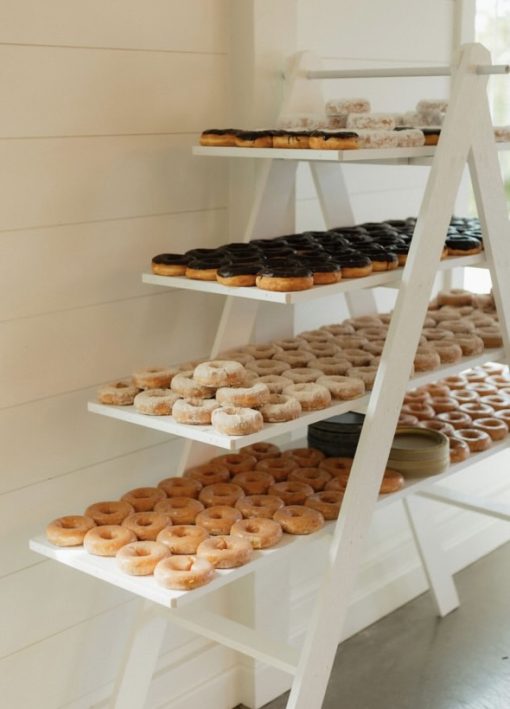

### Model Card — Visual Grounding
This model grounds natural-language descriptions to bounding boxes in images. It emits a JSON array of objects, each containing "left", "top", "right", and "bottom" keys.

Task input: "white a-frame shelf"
[{"left": 32, "top": 43, "right": 510, "bottom": 709}]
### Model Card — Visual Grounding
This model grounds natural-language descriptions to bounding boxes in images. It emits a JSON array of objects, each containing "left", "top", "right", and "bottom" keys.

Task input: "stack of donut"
[
  {"left": 399, "top": 361, "right": 510, "bottom": 463},
  {"left": 47, "top": 444, "right": 408, "bottom": 591},
  {"left": 151, "top": 216, "right": 483, "bottom": 293}
]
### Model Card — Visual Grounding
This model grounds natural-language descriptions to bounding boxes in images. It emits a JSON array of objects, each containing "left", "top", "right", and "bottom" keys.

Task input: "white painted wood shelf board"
[
  {"left": 142, "top": 254, "right": 486, "bottom": 305},
  {"left": 87, "top": 348, "right": 505, "bottom": 450}
]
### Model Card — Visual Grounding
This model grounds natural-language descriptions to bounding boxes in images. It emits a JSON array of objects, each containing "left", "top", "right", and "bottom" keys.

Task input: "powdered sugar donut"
[
  {"left": 133, "top": 388, "right": 179, "bottom": 416},
  {"left": 244, "top": 344, "right": 282, "bottom": 360},
  {"left": 273, "top": 350, "right": 316, "bottom": 368},
  {"left": 172, "top": 398, "right": 219, "bottom": 424},
  {"left": 217, "top": 349, "right": 255, "bottom": 366},
  {"left": 133, "top": 366, "right": 179, "bottom": 390},
  {"left": 216, "top": 382, "right": 270, "bottom": 408},
  {"left": 283, "top": 383, "right": 331, "bottom": 410},
  {"left": 259, "top": 394, "right": 302, "bottom": 423},
  {"left": 308, "top": 356, "right": 351, "bottom": 375},
  {"left": 283, "top": 367, "right": 324, "bottom": 384},
  {"left": 257, "top": 374, "right": 292, "bottom": 394},
  {"left": 246, "top": 359, "right": 291, "bottom": 377},
  {"left": 316, "top": 375, "right": 365, "bottom": 400},
  {"left": 98, "top": 379, "right": 140, "bottom": 406},
  {"left": 171, "top": 371, "right": 216, "bottom": 399},
  {"left": 211, "top": 406, "right": 264, "bottom": 435},
  {"left": 193, "top": 360, "right": 245, "bottom": 387}
]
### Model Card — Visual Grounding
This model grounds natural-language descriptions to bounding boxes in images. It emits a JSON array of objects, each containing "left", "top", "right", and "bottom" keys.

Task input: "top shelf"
[{"left": 192, "top": 142, "right": 510, "bottom": 165}]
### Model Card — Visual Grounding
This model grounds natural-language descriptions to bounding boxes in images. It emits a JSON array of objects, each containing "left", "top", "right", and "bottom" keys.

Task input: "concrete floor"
[{"left": 260, "top": 542, "right": 510, "bottom": 709}]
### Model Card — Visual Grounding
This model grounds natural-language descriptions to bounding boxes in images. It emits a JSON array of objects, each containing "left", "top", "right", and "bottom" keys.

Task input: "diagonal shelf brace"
[{"left": 418, "top": 486, "right": 510, "bottom": 521}]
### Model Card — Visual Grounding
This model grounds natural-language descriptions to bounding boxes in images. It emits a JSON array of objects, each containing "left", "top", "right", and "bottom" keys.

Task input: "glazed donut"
[
  {"left": 474, "top": 417, "right": 509, "bottom": 441},
  {"left": 282, "top": 447, "right": 326, "bottom": 468},
  {"left": 426, "top": 383, "right": 451, "bottom": 397},
  {"left": 154, "top": 496, "right": 204, "bottom": 524},
  {"left": 268, "top": 480, "right": 314, "bottom": 505},
  {"left": 437, "top": 289, "right": 474, "bottom": 307},
  {"left": 282, "top": 383, "right": 331, "bottom": 411},
  {"left": 404, "top": 389, "right": 432, "bottom": 405},
  {"left": 459, "top": 402, "right": 495, "bottom": 420},
  {"left": 230, "top": 517, "right": 283, "bottom": 549},
  {"left": 325, "top": 477, "right": 348, "bottom": 493},
  {"left": 274, "top": 350, "right": 316, "bottom": 368},
  {"left": 319, "top": 457, "right": 353, "bottom": 477},
  {"left": 455, "top": 428, "right": 492, "bottom": 452},
  {"left": 451, "top": 389, "right": 481, "bottom": 404},
  {"left": 282, "top": 367, "right": 324, "bottom": 384},
  {"left": 443, "top": 375, "right": 468, "bottom": 390},
  {"left": 289, "top": 467, "right": 331, "bottom": 491},
  {"left": 347, "top": 366, "right": 378, "bottom": 390},
  {"left": 476, "top": 327, "right": 502, "bottom": 348},
  {"left": 121, "top": 486, "right": 166, "bottom": 512},
  {"left": 414, "top": 347, "right": 441, "bottom": 372},
  {"left": 398, "top": 413, "right": 420, "bottom": 426},
  {"left": 116, "top": 541, "right": 169, "bottom": 576},
  {"left": 154, "top": 555, "right": 214, "bottom": 590},
  {"left": 133, "top": 388, "right": 179, "bottom": 416},
  {"left": 197, "top": 535, "right": 253, "bottom": 568},
  {"left": 122, "top": 511, "right": 170, "bottom": 541},
  {"left": 305, "top": 490, "right": 342, "bottom": 520},
  {"left": 380, "top": 469, "right": 405, "bottom": 494},
  {"left": 84, "top": 525, "right": 136, "bottom": 556},
  {"left": 273, "top": 337, "right": 309, "bottom": 352},
  {"left": 85, "top": 500, "right": 134, "bottom": 526},
  {"left": 258, "top": 394, "right": 302, "bottom": 422},
  {"left": 199, "top": 482, "right": 245, "bottom": 508},
  {"left": 195, "top": 505, "right": 242, "bottom": 535},
  {"left": 466, "top": 382, "right": 498, "bottom": 397},
  {"left": 256, "top": 456, "right": 298, "bottom": 481},
  {"left": 211, "top": 406, "right": 264, "bottom": 435},
  {"left": 157, "top": 525, "right": 209, "bottom": 554},
  {"left": 193, "top": 360, "right": 245, "bottom": 387},
  {"left": 400, "top": 402, "right": 436, "bottom": 421},
  {"left": 448, "top": 436, "right": 470, "bottom": 463},
  {"left": 274, "top": 504, "right": 324, "bottom": 534},
  {"left": 486, "top": 374, "right": 510, "bottom": 388},
  {"left": 211, "top": 453, "right": 257, "bottom": 475},
  {"left": 218, "top": 350, "right": 255, "bottom": 366},
  {"left": 244, "top": 344, "right": 283, "bottom": 360},
  {"left": 98, "top": 379, "right": 140, "bottom": 406},
  {"left": 133, "top": 367, "right": 178, "bottom": 390},
  {"left": 235, "top": 494, "right": 284, "bottom": 519},
  {"left": 183, "top": 463, "right": 230, "bottom": 486},
  {"left": 430, "top": 396, "right": 459, "bottom": 413},
  {"left": 316, "top": 375, "right": 365, "bottom": 400},
  {"left": 246, "top": 359, "right": 291, "bottom": 377},
  {"left": 495, "top": 409, "right": 510, "bottom": 428},
  {"left": 46, "top": 515, "right": 95, "bottom": 547},
  {"left": 436, "top": 411, "right": 473, "bottom": 429},
  {"left": 430, "top": 342, "right": 463, "bottom": 364},
  {"left": 172, "top": 398, "right": 220, "bottom": 425},
  {"left": 158, "top": 476, "right": 202, "bottom": 499},
  {"left": 240, "top": 442, "right": 281, "bottom": 461},
  {"left": 306, "top": 342, "right": 342, "bottom": 358},
  {"left": 171, "top": 371, "right": 216, "bottom": 399},
  {"left": 257, "top": 375, "right": 293, "bottom": 394},
  {"left": 232, "top": 470, "right": 275, "bottom": 495},
  {"left": 419, "top": 419, "right": 456, "bottom": 437}
]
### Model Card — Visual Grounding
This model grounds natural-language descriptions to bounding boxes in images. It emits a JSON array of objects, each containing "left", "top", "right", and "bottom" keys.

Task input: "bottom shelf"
[{"left": 29, "top": 437, "right": 509, "bottom": 609}]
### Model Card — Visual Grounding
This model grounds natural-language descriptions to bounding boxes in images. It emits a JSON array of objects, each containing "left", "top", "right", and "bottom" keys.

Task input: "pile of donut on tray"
[
  {"left": 97, "top": 289, "right": 502, "bottom": 437},
  {"left": 45, "top": 443, "right": 404, "bottom": 592},
  {"left": 200, "top": 97, "right": 510, "bottom": 151}
]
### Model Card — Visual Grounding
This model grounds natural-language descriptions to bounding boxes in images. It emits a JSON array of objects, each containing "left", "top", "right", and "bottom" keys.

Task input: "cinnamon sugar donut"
[
  {"left": 306, "top": 342, "right": 342, "bottom": 358},
  {"left": 316, "top": 375, "right": 365, "bottom": 400},
  {"left": 437, "top": 289, "right": 474, "bottom": 307},
  {"left": 268, "top": 480, "right": 314, "bottom": 505},
  {"left": 414, "top": 347, "right": 441, "bottom": 372},
  {"left": 246, "top": 359, "right": 291, "bottom": 377},
  {"left": 282, "top": 447, "right": 325, "bottom": 468},
  {"left": 121, "top": 486, "right": 166, "bottom": 512},
  {"left": 171, "top": 371, "right": 216, "bottom": 399},
  {"left": 116, "top": 541, "right": 169, "bottom": 575},
  {"left": 347, "top": 366, "right": 378, "bottom": 390},
  {"left": 122, "top": 511, "right": 170, "bottom": 541},
  {"left": 274, "top": 505, "right": 324, "bottom": 534},
  {"left": 197, "top": 535, "right": 253, "bottom": 568},
  {"left": 195, "top": 505, "right": 242, "bottom": 535},
  {"left": 157, "top": 525, "right": 209, "bottom": 554},
  {"left": 46, "top": 515, "right": 95, "bottom": 547},
  {"left": 454, "top": 335, "right": 484, "bottom": 356},
  {"left": 299, "top": 330, "right": 334, "bottom": 344},
  {"left": 273, "top": 337, "right": 309, "bottom": 352},
  {"left": 282, "top": 367, "right": 324, "bottom": 385},
  {"left": 440, "top": 320, "right": 476, "bottom": 334},
  {"left": 305, "top": 490, "right": 343, "bottom": 520},
  {"left": 211, "top": 406, "right": 264, "bottom": 435},
  {"left": 154, "top": 496, "right": 204, "bottom": 524},
  {"left": 216, "top": 382, "right": 270, "bottom": 408},
  {"left": 133, "top": 367, "right": 178, "bottom": 390},
  {"left": 320, "top": 323, "right": 355, "bottom": 336},
  {"left": 232, "top": 470, "right": 275, "bottom": 495},
  {"left": 282, "top": 383, "right": 331, "bottom": 411},
  {"left": 199, "top": 482, "right": 245, "bottom": 508},
  {"left": 158, "top": 476, "right": 202, "bottom": 499},
  {"left": 212, "top": 453, "right": 257, "bottom": 475},
  {"left": 422, "top": 328, "right": 454, "bottom": 341},
  {"left": 230, "top": 517, "right": 283, "bottom": 549},
  {"left": 362, "top": 340, "right": 385, "bottom": 356},
  {"left": 474, "top": 417, "right": 509, "bottom": 441},
  {"left": 240, "top": 442, "right": 280, "bottom": 460},
  {"left": 257, "top": 374, "right": 293, "bottom": 394},
  {"left": 437, "top": 411, "right": 473, "bottom": 429},
  {"left": 273, "top": 350, "right": 316, "bottom": 368},
  {"left": 430, "top": 341, "right": 463, "bottom": 364},
  {"left": 449, "top": 436, "right": 470, "bottom": 463},
  {"left": 133, "top": 388, "right": 179, "bottom": 416},
  {"left": 259, "top": 394, "right": 302, "bottom": 422},
  {"left": 244, "top": 344, "right": 283, "bottom": 360},
  {"left": 289, "top": 467, "right": 331, "bottom": 491},
  {"left": 84, "top": 525, "right": 136, "bottom": 556},
  {"left": 333, "top": 335, "right": 370, "bottom": 350},
  {"left": 459, "top": 402, "right": 495, "bottom": 420},
  {"left": 356, "top": 326, "right": 389, "bottom": 341},
  {"left": 183, "top": 463, "right": 230, "bottom": 486},
  {"left": 476, "top": 326, "right": 502, "bottom": 348},
  {"left": 308, "top": 357, "right": 351, "bottom": 376},
  {"left": 319, "top": 457, "right": 353, "bottom": 477},
  {"left": 154, "top": 555, "right": 214, "bottom": 590},
  {"left": 235, "top": 494, "right": 284, "bottom": 519},
  {"left": 430, "top": 396, "right": 459, "bottom": 413},
  {"left": 455, "top": 428, "right": 492, "bottom": 451},
  {"left": 338, "top": 349, "right": 373, "bottom": 367},
  {"left": 85, "top": 500, "right": 134, "bottom": 526},
  {"left": 173, "top": 398, "right": 220, "bottom": 425},
  {"left": 98, "top": 379, "right": 140, "bottom": 406},
  {"left": 255, "top": 457, "right": 298, "bottom": 481},
  {"left": 419, "top": 420, "right": 456, "bottom": 437},
  {"left": 194, "top": 360, "right": 246, "bottom": 387}
]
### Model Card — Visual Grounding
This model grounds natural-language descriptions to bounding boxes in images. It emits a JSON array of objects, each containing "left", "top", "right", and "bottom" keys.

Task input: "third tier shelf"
[{"left": 88, "top": 348, "right": 505, "bottom": 451}]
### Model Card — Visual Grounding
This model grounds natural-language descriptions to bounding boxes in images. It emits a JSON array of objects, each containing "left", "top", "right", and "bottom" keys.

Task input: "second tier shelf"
[{"left": 88, "top": 348, "right": 505, "bottom": 450}]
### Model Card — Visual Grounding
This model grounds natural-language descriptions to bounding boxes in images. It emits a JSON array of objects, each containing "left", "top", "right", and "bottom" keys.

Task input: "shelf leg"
[
  {"left": 404, "top": 494, "right": 460, "bottom": 617},
  {"left": 109, "top": 600, "right": 167, "bottom": 709}
]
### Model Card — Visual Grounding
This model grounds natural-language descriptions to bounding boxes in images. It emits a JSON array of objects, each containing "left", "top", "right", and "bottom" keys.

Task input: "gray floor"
[{"left": 259, "top": 543, "right": 510, "bottom": 709}]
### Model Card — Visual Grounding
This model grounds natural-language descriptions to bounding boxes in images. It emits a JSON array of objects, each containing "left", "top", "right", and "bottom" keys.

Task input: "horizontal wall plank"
[
  {"left": 1, "top": 290, "right": 224, "bottom": 409},
  {"left": 0, "top": 0, "right": 228, "bottom": 53},
  {"left": 0, "top": 439, "right": 182, "bottom": 577},
  {"left": 0, "top": 47, "right": 227, "bottom": 137},
  {"left": 0, "top": 135, "right": 227, "bottom": 232},
  {"left": 0, "top": 208, "right": 227, "bottom": 321}
]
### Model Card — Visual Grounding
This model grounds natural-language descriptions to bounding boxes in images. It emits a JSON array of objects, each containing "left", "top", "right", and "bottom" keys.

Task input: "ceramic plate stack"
[
  {"left": 388, "top": 427, "right": 450, "bottom": 477},
  {"left": 308, "top": 412, "right": 365, "bottom": 457}
]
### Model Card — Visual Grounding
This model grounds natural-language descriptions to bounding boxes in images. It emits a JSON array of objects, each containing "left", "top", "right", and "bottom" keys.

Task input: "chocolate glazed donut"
[
  {"left": 256, "top": 264, "right": 314, "bottom": 292},
  {"left": 216, "top": 262, "right": 264, "bottom": 287},
  {"left": 151, "top": 253, "right": 189, "bottom": 276}
]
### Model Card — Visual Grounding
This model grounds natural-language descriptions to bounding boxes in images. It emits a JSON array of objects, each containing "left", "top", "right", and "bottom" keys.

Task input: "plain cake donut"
[
  {"left": 197, "top": 535, "right": 253, "bottom": 568},
  {"left": 230, "top": 517, "right": 283, "bottom": 549},
  {"left": 84, "top": 525, "right": 136, "bottom": 556},
  {"left": 273, "top": 505, "right": 324, "bottom": 534},
  {"left": 46, "top": 515, "right": 96, "bottom": 547},
  {"left": 154, "top": 555, "right": 214, "bottom": 590},
  {"left": 116, "top": 540, "right": 169, "bottom": 576},
  {"left": 85, "top": 500, "right": 134, "bottom": 526},
  {"left": 157, "top": 525, "right": 209, "bottom": 554}
]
